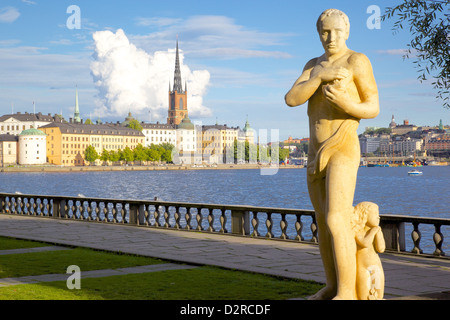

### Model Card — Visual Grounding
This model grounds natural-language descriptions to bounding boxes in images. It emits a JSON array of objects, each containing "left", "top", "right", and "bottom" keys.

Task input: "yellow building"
[
  {"left": 0, "top": 134, "right": 18, "bottom": 166},
  {"left": 39, "top": 122, "right": 145, "bottom": 166},
  {"left": 197, "top": 124, "right": 240, "bottom": 164}
]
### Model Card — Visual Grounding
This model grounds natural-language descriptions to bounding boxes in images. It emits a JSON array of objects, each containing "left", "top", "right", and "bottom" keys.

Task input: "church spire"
[
  {"left": 172, "top": 38, "right": 184, "bottom": 93},
  {"left": 74, "top": 85, "right": 81, "bottom": 123}
]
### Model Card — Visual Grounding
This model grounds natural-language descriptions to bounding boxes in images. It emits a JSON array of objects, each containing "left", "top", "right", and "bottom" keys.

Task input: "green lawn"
[{"left": 0, "top": 236, "right": 323, "bottom": 300}]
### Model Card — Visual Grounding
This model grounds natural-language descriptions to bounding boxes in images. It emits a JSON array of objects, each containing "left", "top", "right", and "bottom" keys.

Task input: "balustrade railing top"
[{"left": 0, "top": 192, "right": 448, "bottom": 258}]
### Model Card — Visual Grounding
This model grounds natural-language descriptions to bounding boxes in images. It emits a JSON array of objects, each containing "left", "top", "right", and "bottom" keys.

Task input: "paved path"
[{"left": 0, "top": 214, "right": 449, "bottom": 300}]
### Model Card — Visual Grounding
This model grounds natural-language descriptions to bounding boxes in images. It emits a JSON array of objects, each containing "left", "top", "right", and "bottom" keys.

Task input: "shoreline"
[{"left": 0, "top": 164, "right": 304, "bottom": 173}]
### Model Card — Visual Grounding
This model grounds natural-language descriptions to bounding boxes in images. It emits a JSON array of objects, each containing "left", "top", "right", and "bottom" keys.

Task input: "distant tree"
[
  {"left": 161, "top": 149, "right": 172, "bottom": 163},
  {"left": 127, "top": 119, "right": 143, "bottom": 131},
  {"left": 363, "top": 127, "right": 392, "bottom": 136},
  {"left": 121, "top": 147, "right": 134, "bottom": 162},
  {"left": 160, "top": 142, "right": 175, "bottom": 152},
  {"left": 279, "top": 148, "right": 290, "bottom": 162},
  {"left": 133, "top": 144, "right": 147, "bottom": 162},
  {"left": 84, "top": 118, "right": 93, "bottom": 124},
  {"left": 84, "top": 145, "right": 99, "bottom": 164},
  {"left": 146, "top": 148, "right": 160, "bottom": 162},
  {"left": 100, "top": 149, "right": 110, "bottom": 162},
  {"left": 382, "top": 0, "right": 450, "bottom": 108},
  {"left": 110, "top": 150, "right": 121, "bottom": 162}
]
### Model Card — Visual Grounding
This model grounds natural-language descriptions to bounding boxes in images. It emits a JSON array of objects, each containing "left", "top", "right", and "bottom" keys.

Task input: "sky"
[{"left": 0, "top": 0, "right": 448, "bottom": 140}]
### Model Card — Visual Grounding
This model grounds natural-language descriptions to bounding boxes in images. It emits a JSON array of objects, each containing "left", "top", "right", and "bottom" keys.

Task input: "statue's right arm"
[
  {"left": 374, "top": 229, "right": 386, "bottom": 253},
  {"left": 285, "top": 58, "right": 321, "bottom": 107}
]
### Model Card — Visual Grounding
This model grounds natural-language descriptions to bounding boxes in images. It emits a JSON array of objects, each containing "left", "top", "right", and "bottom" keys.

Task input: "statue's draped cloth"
[{"left": 307, "top": 119, "right": 359, "bottom": 179}]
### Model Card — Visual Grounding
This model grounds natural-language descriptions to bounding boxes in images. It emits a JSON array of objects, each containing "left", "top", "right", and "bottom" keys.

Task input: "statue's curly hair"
[
  {"left": 316, "top": 8, "right": 350, "bottom": 36},
  {"left": 351, "top": 202, "right": 378, "bottom": 234}
]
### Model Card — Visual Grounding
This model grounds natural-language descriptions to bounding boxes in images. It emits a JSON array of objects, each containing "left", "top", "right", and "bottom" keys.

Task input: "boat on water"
[{"left": 408, "top": 169, "right": 423, "bottom": 176}]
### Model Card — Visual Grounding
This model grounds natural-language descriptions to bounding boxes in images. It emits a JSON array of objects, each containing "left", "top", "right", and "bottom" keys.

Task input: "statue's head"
[
  {"left": 352, "top": 202, "right": 380, "bottom": 232},
  {"left": 316, "top": 9, "right": 350, "bottom": 55}
]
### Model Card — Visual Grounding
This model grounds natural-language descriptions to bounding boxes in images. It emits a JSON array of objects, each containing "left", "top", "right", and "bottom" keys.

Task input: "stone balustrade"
[{"left": 0, "top": 192, "right": 448, "bottom": 258}]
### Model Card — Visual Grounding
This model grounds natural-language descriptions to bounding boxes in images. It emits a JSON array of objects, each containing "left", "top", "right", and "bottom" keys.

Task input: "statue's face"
[
  {"left": 366, "top": 208, "right": 380, "bottom": 227},
  {"left": 319, "top": 14, "right": 348, "bottom": 56}
]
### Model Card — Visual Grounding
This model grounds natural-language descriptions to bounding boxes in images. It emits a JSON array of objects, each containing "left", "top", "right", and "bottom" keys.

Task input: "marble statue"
[
  {"left": 352, "top": 202, "right": 385, "bottom": 300},
  {"left": 285, "top": 9, "right": 381, "bottom": 300}
]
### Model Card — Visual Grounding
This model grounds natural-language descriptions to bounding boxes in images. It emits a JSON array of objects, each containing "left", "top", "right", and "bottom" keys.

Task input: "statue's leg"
[
  {"left": 307, "top": 174, "right": 337, "bottom": 300},
  {"left": 326, "top": 157, "right": 358, "bottom": 300}
]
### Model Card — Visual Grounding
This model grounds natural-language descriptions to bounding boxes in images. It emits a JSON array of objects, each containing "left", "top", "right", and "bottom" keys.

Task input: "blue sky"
[{"left": 0, "top": 0, "right": 448, "bottom": 140}]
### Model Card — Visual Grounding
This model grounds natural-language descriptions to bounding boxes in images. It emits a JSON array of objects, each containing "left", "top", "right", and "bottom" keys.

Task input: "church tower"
[
  {"left": 167, "top": 39, "right": 188, "bottom": 125},
  {"left": 73, "top": 85, "right": 81, "bottom": 124}
]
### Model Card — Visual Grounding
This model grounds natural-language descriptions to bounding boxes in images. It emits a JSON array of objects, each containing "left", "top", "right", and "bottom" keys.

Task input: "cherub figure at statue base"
[{"left": 352, "top": 202, "right": 386, "bottom": 300}]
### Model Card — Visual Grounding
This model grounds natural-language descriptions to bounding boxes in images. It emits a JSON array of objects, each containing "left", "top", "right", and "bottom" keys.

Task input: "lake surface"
[
  {"left": 0, "top": 166, "right": 448, "bottom": 219},
  {"left": 0, "top": 165, "right": 448, "bottom": 253}
]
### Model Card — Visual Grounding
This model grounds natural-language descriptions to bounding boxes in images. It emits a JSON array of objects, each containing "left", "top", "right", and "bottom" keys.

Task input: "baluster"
[
  {"left": 251, "top": 212, "right": 260, "bottom": 237},
  {"left": 280, "top": 213, "right": 288, "bottom": 240},
  {"left": 25, "top": 198, "right": 30, "bottom": 215},
  {"left": 219, "top": 210, "right": 227, "bottom": 233},
  {"left": 310, "top": 215, "right": 318, "bottom": 243},
  {"left": 411, "top": 222, "right": 423, "bottom": 254},
  {"left": 163, "top": 206, "right": 170, "bottom": 228},
  {"left": 119, "top": 203, "right": 125, "bottom": 223},
  {"left": 30, "top": 198, "right": 36, "bottom": 215},
  {"left": 17, "top": 197, "right": 23, "bottom": 214},
  {"left": 208, "top": 209, "right": 215, "bottom": 232},
  {"left": 174, "top": 206, "right": 181, "bottom": 229},
  {"left": 153, "top": 206, "right": 160, "bottom": 227},
  {"left": 185, "top": 208, "right": 192, "bottom": 230},
  {"left": 295, "top": 214, "right": 304, "bottom": 241},
  {"left": 433, "top": 223, "right": 445, "bottom": 257},
  {"left": 118, "top": 203, "right": 124, "bottom": 223},
  {"left": 79, "top": 201, "right": 85, "bottom": 220},
  {"left": 86, "top": 201, "right": 91, "bottom": 220},
  {"left": 114, "top": 203, "right": 119, "bottom": 222},
  {"left": 89, "top": 201, "right": 96, "bottom": 220},
  {"left": 12, "top": 197, "right": 18, "bottom": 214},
  {"left": 109, "top": 203, "right": 115, "bottom": 222},
  {"left": 196, "top": 208, "right": 204, "bottom": 231},
  {"left": 41, "top": 199, "right": 47, "bottom": 217},
  {"left": 93, "top": 202, "right": 99, "bottom": 221},
  {"left": 5, "top": 197, "right": 11, "bottom": 213},
  {"left": 265, "top": 212, "right": 273, "bottom": 238}
]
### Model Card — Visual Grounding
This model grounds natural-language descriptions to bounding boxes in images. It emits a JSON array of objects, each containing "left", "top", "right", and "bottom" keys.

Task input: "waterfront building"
[
  {"left": 424, "top": 134, "right": 450, "bottom": 157},
  {"left": 174, "top": 115, "right": 198, "bottom": 164},
  {"left": 379, "top": 136, "right": 423, "bottom": 156},
  {"left": 167, "top": 40, "right": 188, "bottom": 126},
  {"left": 391, "top": 119, "right": 417, "bottom": 135},
  {"left": 0, "top": 134, "right": 18, "bottom": 166},
  {"left": 18, "top": 128, "right": 47, "bottom": 165},
  {"left": 142, "top": 122, "right": 177, "bottom": 147},
  {"left": 0, "top": 112, "right": 62, "bottom": 136},
  {"left": 199, "top": 123, "right": 240, "bottom": 164},
  {"left": 119, "top": 112, "right": 177, "bottom": 148},
  {"left": 240, "top": 118, "right": 255, "bottom": 144},
  {"left": 359, "top": 136, "right": 383, "bottom": 154},
  {"left": 39, "top": 122, "right": 144, "bottom": 166}
]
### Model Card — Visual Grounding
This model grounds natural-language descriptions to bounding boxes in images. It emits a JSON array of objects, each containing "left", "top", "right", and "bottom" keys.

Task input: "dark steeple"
[{"left": 172, "top": 38, "right": 184, "bottom": 93}]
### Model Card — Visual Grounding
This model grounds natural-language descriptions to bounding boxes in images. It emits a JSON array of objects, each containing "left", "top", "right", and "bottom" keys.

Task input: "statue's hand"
[
  {"left": 322, "top": 82, "right": 352, "bottom": 110},
  {"left": 318, "top": 66, "right": 351, "bottom": 83}
]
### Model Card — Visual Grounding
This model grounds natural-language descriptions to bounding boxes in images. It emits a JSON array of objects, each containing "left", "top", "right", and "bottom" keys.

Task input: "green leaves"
[
  {"left": 382, "top": 0, "right": 450, "bottom": 108},
  {"left": 85, "top": 143, "right": 175, "bottom": 164}
]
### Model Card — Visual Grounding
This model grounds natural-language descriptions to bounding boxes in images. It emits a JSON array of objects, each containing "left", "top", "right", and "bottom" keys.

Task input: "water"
[{"left": 0, "top": 166, "right": 448, "bottom": 252}]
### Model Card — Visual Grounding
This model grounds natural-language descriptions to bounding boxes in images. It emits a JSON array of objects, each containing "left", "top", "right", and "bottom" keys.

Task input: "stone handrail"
[{"left": 0, "top": 192, "right": 448, "bottom": 258}]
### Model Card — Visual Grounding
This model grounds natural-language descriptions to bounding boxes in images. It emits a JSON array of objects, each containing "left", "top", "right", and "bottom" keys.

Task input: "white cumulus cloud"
[
  {"left": 0, "top": 7, "right": 20, "bottom": 23},
  {"left": 90, "top": 29, "right": 211, "bottom": 122}
]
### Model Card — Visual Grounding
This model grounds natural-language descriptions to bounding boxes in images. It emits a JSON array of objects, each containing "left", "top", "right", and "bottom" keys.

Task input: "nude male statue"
[{"left": 285, "top": 9, "right": 379, "bottom": 300}]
